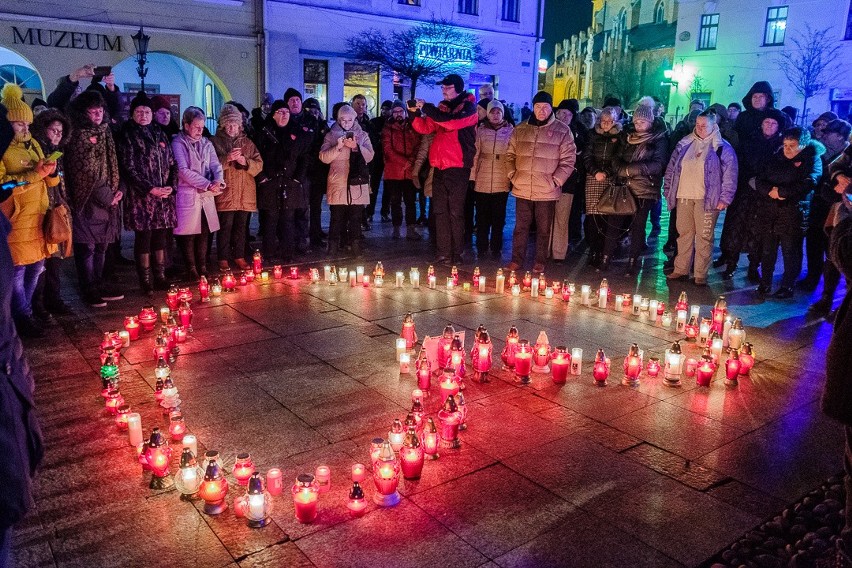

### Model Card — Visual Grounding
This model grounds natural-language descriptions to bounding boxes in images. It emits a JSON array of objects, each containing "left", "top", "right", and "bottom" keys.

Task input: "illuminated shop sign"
[{"left": 416, "top": 41, "right": 473, "bottom": 65}]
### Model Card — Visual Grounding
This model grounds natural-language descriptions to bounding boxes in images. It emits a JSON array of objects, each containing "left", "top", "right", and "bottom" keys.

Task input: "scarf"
[
  {"left": 686, "top": 123, "right": 722, "bottom": 151},
  {"left": 627, "top": 128, "right": 656, "bottom": 145},
  {"left": 528, "top": 112, "right": 553, "bottom": 127}
]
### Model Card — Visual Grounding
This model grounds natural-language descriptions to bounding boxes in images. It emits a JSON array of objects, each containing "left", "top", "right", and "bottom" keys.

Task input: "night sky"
[{"left": 542, "top": 0, "right": 592, "bottom": 65}]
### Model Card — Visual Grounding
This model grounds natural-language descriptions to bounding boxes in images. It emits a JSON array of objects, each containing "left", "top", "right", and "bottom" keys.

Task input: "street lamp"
[{"left": 131, "top": 26, "right": 150, "bottom": 92}]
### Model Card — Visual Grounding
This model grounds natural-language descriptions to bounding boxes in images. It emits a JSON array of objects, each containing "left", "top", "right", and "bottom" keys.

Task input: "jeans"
[
  {"left": 760, "top": 232, "right": 803, "bottom": 289},
  {"left": 281, "top": 208, "right": 308, "bottom": 260},
  {"left": 384, "top": 179, "right": 417, "bottom": 227},
  {"left": 12, "top": 260, "right": 45, "bottom": 320},
  {"left": 431, "top": 167, "right": 470, "bottom": 259},
  {"left": 549, "top": 193, "right": 575, "bottom": 260},
  {"left": 475, "top": 192, "right": 509, "bottom": 253},
  {"left": 43, "top": 256, "right": 65, "bottom": 308},
  {"left": 673, "top": 198, "right": 720, "bottom": 280},
  {"left": 73, "top": 242, "right": 108, "bottom": 293},
  {"left": 512, "top": 197, "right": 556, "bottom": 267},
  {"left": 217, "top": 210, "right": 249, "bottom": 261}
]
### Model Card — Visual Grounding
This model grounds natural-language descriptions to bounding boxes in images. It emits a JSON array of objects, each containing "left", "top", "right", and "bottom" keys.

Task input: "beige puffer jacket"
[
  {"left": 471, "top": 120, "right": 513, "bottom": 194},
  {"left": 505, "top": 114, "right": 576, "bottom": 201}
]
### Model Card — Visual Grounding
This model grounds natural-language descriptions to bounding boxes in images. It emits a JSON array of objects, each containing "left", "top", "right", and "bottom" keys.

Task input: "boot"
[
  {"left": 31, "top": 272, "right": 53, "bottom": 324},
  {"left": 624, "top": 257, "right": 639, "bottom": 277},
  {"left": 136, "top": 253, "right": 154, "bottom": 296},
  {"left": 153, "top": 250, "right": 170, "bottom": 291},
  {"left": 747, "top": 262, "right": 761, "bottom": 284}
]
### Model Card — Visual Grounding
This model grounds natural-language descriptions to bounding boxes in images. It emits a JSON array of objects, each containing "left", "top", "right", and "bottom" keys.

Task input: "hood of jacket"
[
  {"left": 31, "top": 108, "right": 71, "bottom": 150},
  {"left": 438, "top": 91, "right": 477, "bottom": 114},
  {"left": 742, "top": 81, "right": 776, "bottom": 110}
]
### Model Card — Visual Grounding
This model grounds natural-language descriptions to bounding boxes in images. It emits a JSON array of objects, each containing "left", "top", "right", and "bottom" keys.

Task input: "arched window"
[
  {"left": 654, "top": 0, "right": 665, "bottom": 23},
  {"left": 617, "top": 8, "right": 627, "bottom": 33}
]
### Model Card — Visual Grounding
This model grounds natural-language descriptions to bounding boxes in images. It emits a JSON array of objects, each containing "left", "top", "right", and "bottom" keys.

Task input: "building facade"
[
  {"left": 1, "top": 0, "right": 544, "bottom": 123},
  {"left": 672, "top": 0, "right": 852, "bottom": 123},
  {"left": 546, "top": 0, "right": 677, "bottom": 111}
]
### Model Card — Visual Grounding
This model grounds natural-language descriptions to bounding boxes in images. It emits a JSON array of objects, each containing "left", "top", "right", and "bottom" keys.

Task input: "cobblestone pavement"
[{"left": 11, "top": 212, "right": 846, "bottom": 568}]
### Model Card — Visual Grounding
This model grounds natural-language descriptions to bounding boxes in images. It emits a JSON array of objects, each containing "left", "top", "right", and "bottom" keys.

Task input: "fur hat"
[
  {"left": 129, "top": 91, "right": 152, "bottom": 114},
  {"left": 1, "top": 84, "right": 33, "bottom": 124},
  {"left": 150, "top": 95, "right": 171, "bottom": 113},
  {"left": 824, "top": 119, "right": 852, "bottom": 140},
  {"left": 31, "top": 108, "right": 71, "bottom": 148},
  {"left": 218, "top": 103, "right": 243, "bottom": 125},
  {"left": 557, "top": 99, "right": 580, "bottom": 113},
  {"left": 532, "top": 91, "right": 553, "bottom": 106},
  {"left": 487, "top": 99, "right": 504, "bottom": 114},
  {"left": 814, "top": 111, "right": 839, "bottom": 126},
  {"left": 632, "top": 96, "right": 656, "bottom": 123},
  {"left": 283, "top": 88, "right": 302, "bottom": 103}
]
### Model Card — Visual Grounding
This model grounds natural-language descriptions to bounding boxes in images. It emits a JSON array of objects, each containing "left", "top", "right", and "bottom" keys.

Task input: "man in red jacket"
[{"left": 411, "top": 74, "right": 478, "bottom": 264}]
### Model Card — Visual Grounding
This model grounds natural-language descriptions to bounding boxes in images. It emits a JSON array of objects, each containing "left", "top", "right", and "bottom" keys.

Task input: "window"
[
  {"left": 845, "top": 0, "right": 852, "bottom": 39},
  {"left": 303, "top": 59, "right": 328, "bottom": 119},
  {"left": 343, "top": 63, "right": 379, "bottom": 118},
  {"left": 458, "top": 0, "right": 478, "bottom": 15},
  {"left": 763, "top": 6, "right": 788, "bottom": 46},
  {"left": 698, "top": 13, "right": 719, "bottom": 50},
  {"left": 398, "top": 0, "right": 420, "bottom": 6},
  {"left": 502, "top": 0, "right": 519, "bottom": 22},
  {"left": 654, "top": 0, "right": 665, "bottom": 23},
  {"left": 631, "top": 0, "right": 641, "bottom": 28}
]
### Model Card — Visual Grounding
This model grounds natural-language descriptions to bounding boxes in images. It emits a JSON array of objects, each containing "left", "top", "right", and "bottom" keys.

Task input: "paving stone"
[
  {"left": 590, "top": 475, "right": 760, "bottom": 566},
  {"left": 294, "top": 500, "right": 487, "bottom": 568},
  {"left": 697, "top": 401, "right": 844, "bottom": 502},
  {"left": 461, "top": 402, "right": 570, "bottom": 460},
  {"left": 410, "top": 464, "right": 575, "bottom": 559},
  {"left": 503, "top": 434, "right": 662, "bottom": 508},
  {"left": 622, "top": 443, "right": 729, "bottom": 490},
  {"left": 705, "top": 479, "right": 788, "bottom": 520},
  {"left": 239, "top": 542, "right": 315, "bottom": 567},
  {"left": 494, "top": 508, "right": 684, "bottom": 568},
  {"left": 608, "top": 400, "right": 747, "bottom": 460}
]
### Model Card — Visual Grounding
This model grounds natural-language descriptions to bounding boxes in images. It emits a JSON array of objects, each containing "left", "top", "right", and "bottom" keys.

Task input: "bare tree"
[
  {"left": 776, "top": 24, "right": 843, "bottom": 125},
  {"left": 347, "top": 19, "right": 493, "bottom": 99},
  {"left": 602, "top": 51, "right": 639, "bottom": 107}
]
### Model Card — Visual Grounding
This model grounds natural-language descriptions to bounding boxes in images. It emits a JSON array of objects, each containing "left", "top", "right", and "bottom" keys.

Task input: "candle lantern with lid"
[
  {"left": 422, "top": 417, "right": 440, "bottom": 459},
  {"left": 664, "top": 341, "right": 685, "bottom": 387},
  {"left": 593, "top": 348, "right": 610, "bottom": 386},
  {"left": 501, "top": 325, "right": 520, "bottom": 369},
  {"left": 738, "top": 343, "right": 755, "bottom": 376},
  {"left": 622, "top": 343, "right": 643, "bottom": 387},
  {"left": 400, "top": 428, "right": 425, "bottom": 479},
  {"left": 145, "top": 428, "right": 173, "bottom": 489},
  {"left": 245, "top": 473, "right": 272, "bottom": 528},
  {"left": 175, "top": 447, "right": 204, "bottom": 499},
  {"left": 514, "top": 339, "right": 533, "bottom": 384},
  {"left": 438, "top": 396, "right": 462, "bottom": 449},
  {"left": 373, "top": 441, "right": 401, "bottom": 506},
  {"left": 401, "top": 312, "right": 417, "bottom": 349},
  {"left": 533, "top": 331, "right": 551, "bottom": 373},
  {"left": 471, "top": 328, "right": 493, "bottom": 383},
  {"left": 437, "top": 324, "right": 456, "bottom": 369}
]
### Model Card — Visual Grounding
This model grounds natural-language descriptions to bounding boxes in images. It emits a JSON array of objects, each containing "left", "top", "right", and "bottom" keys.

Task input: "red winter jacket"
[
  {"left": 382, "top": 119, "right": 422, "bottom": 181},
  {"left": 412, "top": 92, "right": 478, "bottom": 170}
]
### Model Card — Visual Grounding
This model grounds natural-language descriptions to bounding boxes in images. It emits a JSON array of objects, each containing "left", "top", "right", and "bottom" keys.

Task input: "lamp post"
[{"left": 131, "top": 26, "right": 150, "bottom": 92}]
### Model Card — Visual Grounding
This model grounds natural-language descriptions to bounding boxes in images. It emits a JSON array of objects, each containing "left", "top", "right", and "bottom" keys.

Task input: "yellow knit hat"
[{"left": 1, "top": 83, "right": 34, "bottom": 124}]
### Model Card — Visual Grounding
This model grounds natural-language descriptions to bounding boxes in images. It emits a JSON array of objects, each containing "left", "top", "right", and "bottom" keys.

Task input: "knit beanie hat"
[
  {"left": 1, "top": 84, "right": 33, "bottom": 124},
  {"left": 129, "top": 91, "right": 152, "bottom": 113},
  {"left": 815, "top": 111, "right": 839, "bottom": 125},
  {"left": 269, "top": 100, "right": 289, "bottom": 115},
  {"left": 303, "top": 98, "right": 321, "bottom": 111},
  {"left": 283, "top": 88, "right": 302, "bottom": 103},
  {"left": 477, "top": 99, "right": 490, "bottom": 111},
  {"left": 532, "top": 91, "right": 553, "bottom": 106},
  {"left": 218, "top": 103, "right": 243, "bottom": 125},
  {"left": 391, "top": 99, "right": 406, "bottom": 110},
  {"left": 632, "top": 96, "right": 655, "bottom": 122},
  {"left": 487, "top": 99, "right": 504, "bottom": 114}
]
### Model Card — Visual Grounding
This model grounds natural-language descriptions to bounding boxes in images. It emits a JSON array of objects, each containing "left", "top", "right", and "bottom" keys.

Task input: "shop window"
[
  {"left": 502, "top": 0, "right": 519, "bottom": 22},
  {"left": 458, "top": 0, "right": 478, "bottom": 16},
  {"left": 698, "top": 13, "right": 719, "bottom": 50},
  {"left": 763, "top": 6, "right": 788, "bottom": 46},
  {"left": 343, "top": 63, "right": 379, "bottom": 118},
  {"left": 304, "top": 59, "right": 329, "bottom": 119}
]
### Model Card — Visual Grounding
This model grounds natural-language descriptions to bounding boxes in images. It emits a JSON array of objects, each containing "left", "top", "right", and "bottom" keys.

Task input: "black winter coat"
[
  {"left": 583, "top": 125, "right": 622, "bottom": 177},
  {"left": 612, "top": 120, "right": 669, "bottom": 201},
  {"left": 562, "top": 120, "right": 587, "bottom": 195},
  {"left": 821, "top": 209, "right": 852, "bottom": 425},
  {"left": 753, "top": 142, "right": 824, "bottom": 236},
  {"left": 116, "top": 121, "right": 177, "bottom": 231},
  {"left": 0, "top": 212, "right": 44, "bottom": 530},
  {"left": 255, "top": 121, "right": 312, "bottom": 211}
]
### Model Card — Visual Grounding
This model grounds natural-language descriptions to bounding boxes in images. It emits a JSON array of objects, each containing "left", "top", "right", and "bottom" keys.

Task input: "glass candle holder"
[{"left": 292, "top": 474, "right": 319, "bottom": 522}]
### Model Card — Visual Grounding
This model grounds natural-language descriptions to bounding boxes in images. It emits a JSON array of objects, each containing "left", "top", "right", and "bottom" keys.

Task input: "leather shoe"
[
  {"left": 772, "top": 286, "right": 794, "bottom": 299},
  {"left": 666, "top": 272, "right": 689, "bottom": 280}
]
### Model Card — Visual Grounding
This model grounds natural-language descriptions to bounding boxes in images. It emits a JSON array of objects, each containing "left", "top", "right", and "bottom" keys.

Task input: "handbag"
[
  {"left": 43, "top": 203, "right": 72, "bottom": 244},
  {"left": 597, "top": 181, "right": 637, "bottom": 215}
]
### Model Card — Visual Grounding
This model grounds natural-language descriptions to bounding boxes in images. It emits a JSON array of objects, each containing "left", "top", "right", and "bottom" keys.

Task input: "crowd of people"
[{"left": 2, "top": 66, "right": 852, "bottom": 340}]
